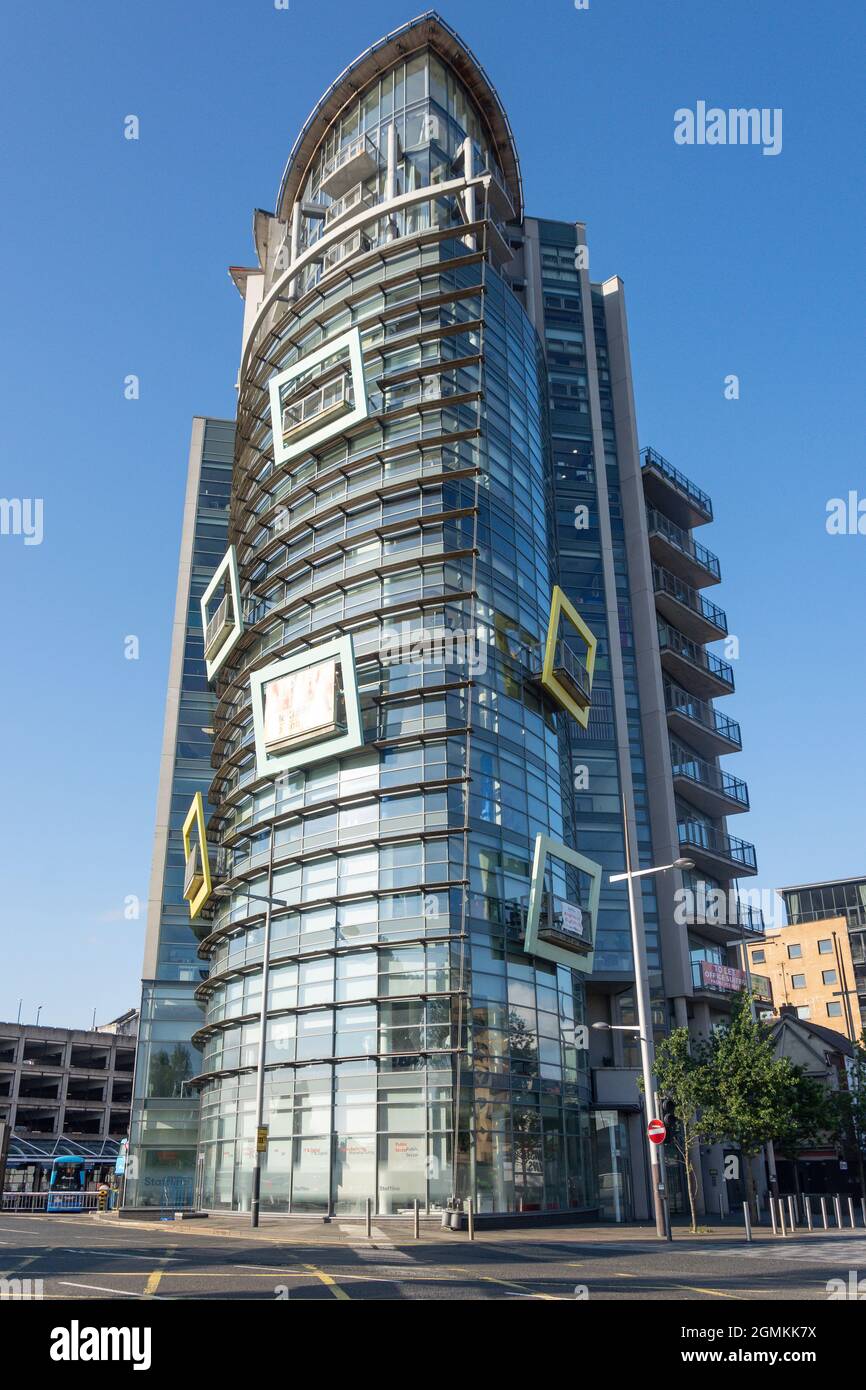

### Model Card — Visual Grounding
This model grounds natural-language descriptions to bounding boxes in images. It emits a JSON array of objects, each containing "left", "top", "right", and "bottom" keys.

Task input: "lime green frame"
[
  {"left": 182, "top": 791, "right": 212, "bottom": 920},
  {"left": 540, "top": 585, "right": 598, "bottom": 729}
]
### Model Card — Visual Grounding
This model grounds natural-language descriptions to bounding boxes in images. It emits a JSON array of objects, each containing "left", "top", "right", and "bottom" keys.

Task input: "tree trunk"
[
  {"left": 741, "top": 1150, "right": 758, "bottom": 1223},
  {"left": 681, "top": 1125, "right": 699, "bottom": 1232}
]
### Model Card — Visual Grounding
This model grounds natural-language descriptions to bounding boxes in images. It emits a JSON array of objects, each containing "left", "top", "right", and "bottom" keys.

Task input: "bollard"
[
  {"left": 467, "top": 1197, "right": 475, "bottom": 1241},
  {"left": 805, "top": 1195, "right": 813, "bottom": 1232},
  {"left": 770, "top": 1200, "right": 778, "bottom": 1235},
  {"left": 743, "top": 1201, "right": 753, "bottom": 1243},
  {"left": 720, "top": 1192, "right": 725, "bottom": 1223},
  {"left": 787, "top": 1195, "right": 796, "bottom": 1230},
  {"left": 802, "top": 1193, "right": 809, "bottom": 1224},
  {"left": 861, "top": 1198, "right": 866, "bottom": 1230},
  {"left": 778, "top": 1198, "right": 787, "bottom": 1237},
  {"left": 414, "top": 1198, "right": 420, "bottom": 1240},
  {"left": 833, "top": 1195, "right": 843, "bottom": 1229},
  {"left": 365, "top": 1197, "right": 372, "bottom": 1238},
  {"left": 848, "top": 1197, "right": 856, "bottom": 1229},
  {"left": 820, "top": 1196, "right": 829, "bottom": 1230}
]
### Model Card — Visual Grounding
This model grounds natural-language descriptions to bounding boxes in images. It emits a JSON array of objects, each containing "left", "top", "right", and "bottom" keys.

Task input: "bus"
[{"left": 47, "top": 1156, "right": 86, "bottom": 1212}]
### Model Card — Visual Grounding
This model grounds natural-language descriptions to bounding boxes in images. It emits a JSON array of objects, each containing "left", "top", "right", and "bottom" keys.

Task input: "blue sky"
[{"left": 1, "top": 0, "right": 863, "bottom": 1027}]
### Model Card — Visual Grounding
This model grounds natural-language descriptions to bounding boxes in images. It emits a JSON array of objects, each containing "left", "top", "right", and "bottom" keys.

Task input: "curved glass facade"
[{"left": 193, "top": 41, "right": 594, "bottom": 1215}]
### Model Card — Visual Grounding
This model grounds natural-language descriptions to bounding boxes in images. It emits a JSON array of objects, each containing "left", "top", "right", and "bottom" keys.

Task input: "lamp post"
[
  {"left": 609, "top": 796, "right": 692, "bottom": 1239},
  {"left": 213, "top": 833, "right": 290, "bottom": 1229}
]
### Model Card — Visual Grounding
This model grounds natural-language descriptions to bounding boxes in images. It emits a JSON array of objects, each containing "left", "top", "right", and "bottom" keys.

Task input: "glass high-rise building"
[
  {"left": 125, "top": 418, "right": 233, "bottom": 1208},
  {"left": 139, "top": 13, "right": 762, "bottom": 1220}
]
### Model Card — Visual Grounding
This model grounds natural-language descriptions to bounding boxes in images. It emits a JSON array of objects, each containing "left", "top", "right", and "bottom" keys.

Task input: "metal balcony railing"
[
  {"left": 658, "top": 621, "right": 735, "bottom": 689},
  {"left": 204, "top": 594, "right": 233, "bottom": 659},
  {"left": 646, "top": 507, "right": 721, "bottom": 580},
  {"left": 320, "top": 134, "right": 381, "bottom": 197},
  {"left": 525, "top": 638, "right": 591, "bottom": 708},
  {"left": 322, "top": 229, "right": 372, "bottom": 271},
  {"left": 183, "top": 845, "right": 202, "bottom": 898},
  {"left": 641, "top": 446, "right": 713, "bottom": 519},
  {"left": 678, "top": 820, "right": 758, "bottom": 873},
  {"left": 653, "top": 564, "right": 727, "bottom": 634},
  {"left": 664, "top": 682, "right": 742, "bottom": 747},
  {"left": 325, "top": 182, "right": 376, "bottom": 229},
  {"left": 671, "top": 753, "right": 750, "bottom": 808},
  {"left": 282, "top": 374, "right": 353, "bottom": 443}
]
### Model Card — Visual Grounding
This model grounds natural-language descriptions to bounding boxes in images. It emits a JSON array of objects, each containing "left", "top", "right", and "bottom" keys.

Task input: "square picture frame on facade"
[
  {"left": 200, "top": 544, "right": 243, "bottom": 681},
  {"left": 182, "top": 790, "right": 212, "bottom": 920},
  {"left": 540, "top": 584, "right": 598, "bottom": 729},
  {"left": 267, "top": 327, "right": 369, "bottom": 469},
  {"left": 524, "top": 832, "right": 601, "bottom": 971},
  {"left": 250, "top": 634, "right": 364, "bottom": 778}
]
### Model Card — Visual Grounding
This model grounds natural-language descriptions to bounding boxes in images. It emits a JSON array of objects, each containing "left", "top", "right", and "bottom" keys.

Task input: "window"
[
  {"left": 787, "top": 943, "right": 802, "bottom": 959},
  {"left": 791, "top": 974, "right": 806, "bottom": 989},
  {"left": 822, "top": 969, "right": 838, "bottom": 986},
  {"left": 818, "top": 939, "right": 833, "bottom": 955},
  {"left": 796, "top": 1006, "right": 811, "bottom": 1019},
  {"left": 826, "top": 1002, "right": 843, "bottom": 1018},
  {"left": 752, "top": 950, "right": 765, "bottom": 964}
]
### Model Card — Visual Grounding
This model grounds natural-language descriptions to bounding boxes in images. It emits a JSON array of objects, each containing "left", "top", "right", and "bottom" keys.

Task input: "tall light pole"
[
  {"left": 609, "top": 795, "right": 692, "bottom": 1239},
  {"left": 213, "top": 833, "right": 289, "bottom": 1228}
]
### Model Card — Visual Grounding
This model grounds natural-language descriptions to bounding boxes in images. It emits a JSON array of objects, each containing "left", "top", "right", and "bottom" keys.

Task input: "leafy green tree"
[
  {"left": 700, "top": 992, "right": 794, "bottom": 1220},
  {"left": 651, "top": 1028, "right": 710, "bottom": 1232},
  {"left": 773, "top": 1066, "right": 833, "bottom": 1198}
]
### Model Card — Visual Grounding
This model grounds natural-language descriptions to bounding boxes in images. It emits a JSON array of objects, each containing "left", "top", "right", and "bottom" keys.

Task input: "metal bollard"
[
  {"left": 770, "top": 1200, "right": 778, "bottom": 1235},
  {"left": 834, "top": 1195, "right": 843, "bottom": 1229},
  {"left": 365, "top": 1196, "right": 372, "bottom": 1238},
  {"left": 743, "top": 1201, "right": 753, "bottom": 1243},
  {"left": 861, "top": 1198, "right": 866, "bottom": 1230},
  {"left": 805, "top": 1195, "right": 813, "bottom": 1231},
  {"left": 778, "top": 1198, "right": 787, "bottom": 1237},
  {"left": 414, "top": 1197, "right": 420, "bottom": 1240},
  {"left": 848, "top": 1197, "right": 856, "bottom": 1229},
  {"left": 820, "top": 1196, "right": 829, "bottom": 1230},
  {"left": 467, "top": 1197, "right": 475, "bottom": 1241},
  {"left": 720, "top": 1193, "right": 725, "bottom": 1223},
  {"left": 787, "top": 1195, "right": 796, "bottom": 1230}
]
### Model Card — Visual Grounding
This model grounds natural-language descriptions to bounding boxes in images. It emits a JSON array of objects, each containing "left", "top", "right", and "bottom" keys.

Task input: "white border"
[{"left": 267, "top": 327, "right": 369, "bottom": 468}]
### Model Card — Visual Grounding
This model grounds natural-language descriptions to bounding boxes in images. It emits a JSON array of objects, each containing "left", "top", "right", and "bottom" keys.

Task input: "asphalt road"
[{"left": 1, "top": 1213, "right": 865, "bottom": 1301}]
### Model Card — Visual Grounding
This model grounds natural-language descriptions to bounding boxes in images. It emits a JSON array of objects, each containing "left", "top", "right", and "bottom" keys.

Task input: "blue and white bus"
[{"left": 47, "top": 1155, "right": 86, "bottom": 1211}]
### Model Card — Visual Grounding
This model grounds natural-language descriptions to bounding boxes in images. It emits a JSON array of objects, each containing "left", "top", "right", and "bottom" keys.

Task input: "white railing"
[
  {"left": 204, "top": 594, "right": 232, "bottom": 655},
  {"left": 282, "top": 375, "right": 353, "bottom": 441},
  {"left": 322, "top": 230, "right": 371, "bottom": 271},
  {"left": 321, "top": 134, "right": 379, "bottom": 186},
  {"left": 1, "top": 1191, "right": 102, "bottom": 1212},
  {"left": 325, "top": 182, "right": 375, "bottom": 227}
]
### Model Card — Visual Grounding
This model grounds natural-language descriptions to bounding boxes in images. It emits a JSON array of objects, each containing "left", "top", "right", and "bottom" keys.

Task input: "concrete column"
[{"left": 462, "top": 137, "right": 476, "bottom": 250}]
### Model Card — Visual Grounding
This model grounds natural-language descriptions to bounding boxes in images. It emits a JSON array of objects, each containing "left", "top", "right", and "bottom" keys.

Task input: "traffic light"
[{"left": 661, "top": 1095, "right": 677, "bottom": 1142}]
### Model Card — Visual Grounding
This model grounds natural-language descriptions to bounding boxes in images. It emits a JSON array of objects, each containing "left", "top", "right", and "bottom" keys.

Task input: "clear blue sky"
[{"left": 1, "top": 0, "right": 863, "bottom": 1028}]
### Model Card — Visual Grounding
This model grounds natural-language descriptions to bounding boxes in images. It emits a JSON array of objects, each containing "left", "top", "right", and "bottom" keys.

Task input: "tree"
[
  {"left": 773, "top": 1066, "right": 833, "bottom": 1199},
  {"left": 651, "top": 1027, "right": 710, "bottom": 1233},
  {"left": 699, "top": 991, "right": 794, "bottom": 1221}
]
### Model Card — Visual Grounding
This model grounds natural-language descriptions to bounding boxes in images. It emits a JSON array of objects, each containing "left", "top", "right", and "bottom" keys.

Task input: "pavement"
[{"left": 1, "top": 1211, "right": 865, "bottom": 1300}]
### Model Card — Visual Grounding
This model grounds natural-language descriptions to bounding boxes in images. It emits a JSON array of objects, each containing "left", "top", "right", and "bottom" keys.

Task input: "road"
[{"left": 1, "top": 1213, "right": 864, "bottom": 1300}]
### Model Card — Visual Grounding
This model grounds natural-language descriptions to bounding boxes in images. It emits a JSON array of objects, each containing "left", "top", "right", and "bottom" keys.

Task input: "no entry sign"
[{"left": 647, "top": 1119, "right": 666, "bottom": 1145}]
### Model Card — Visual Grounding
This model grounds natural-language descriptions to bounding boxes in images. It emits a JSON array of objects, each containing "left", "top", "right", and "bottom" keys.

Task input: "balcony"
[
  {"left": 281, "top": 374, "right": 354, "bottom": 447},
  {"left": 664, "top": 682, "right": 742, "bottom": 757},
  {"left": 646, "top": 507, "right": 721, "bottom": 588},
  {"left": 678, "top": 820, "right": 758, "bottom": 878},
  {"left": 183, "top": 844, "right": 203, "bottom": 900},
  {"left": 204, "top": 594, "right": 234, "bottom": 662},
  {"left": 691, "top": 959, "right": 772, "bottom": 1003},
  {"left": 324, "top": 182, "right": 377, "bottom": 232},
  {"left": 537, "top": 890, "right": 593, "bottom": 955},
  {"left": 528, "top": 638, "right": 591, "bottom": 712},
  {"left": 319, "top": 135, "right": 381, "bottom": 199},
  {"left": 671, "top": 751, "right": 750, "bottom": 816},
  {"left": 653, "top": 564, "right": 727, "bottom": 642},
  {"left": 479, "top": 166, "right": 515, "bottom": 221},
  {"left": 658, "top": 620, "right": 735, "bottom": 698},
  {"left": 641, "top": 446, "right": 713, "bottom": 528},
  {"left": 322, "top": 229, "right": 372, "bottom": 272}
]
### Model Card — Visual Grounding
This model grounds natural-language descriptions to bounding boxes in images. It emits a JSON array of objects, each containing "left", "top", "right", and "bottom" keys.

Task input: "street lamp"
[
  {"left": 608, "top": 793, "right": 692, "bottom": 1239},
  {"left": 213, "top": 847, "right": 291, "bottom": 1229}
]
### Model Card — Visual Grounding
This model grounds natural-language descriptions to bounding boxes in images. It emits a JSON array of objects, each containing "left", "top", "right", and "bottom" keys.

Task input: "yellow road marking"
[
  {"left": 304, "top": 1263, "right": 350, "bottom": 1300},
  {"left": 480, "top": 1276, "right": 561, "bottom": 1301}
]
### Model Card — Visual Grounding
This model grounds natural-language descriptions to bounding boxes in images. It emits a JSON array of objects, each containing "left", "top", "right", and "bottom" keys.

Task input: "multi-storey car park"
[{"left": 130, "top": 12, "right": 764, "bottom": 1221}]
